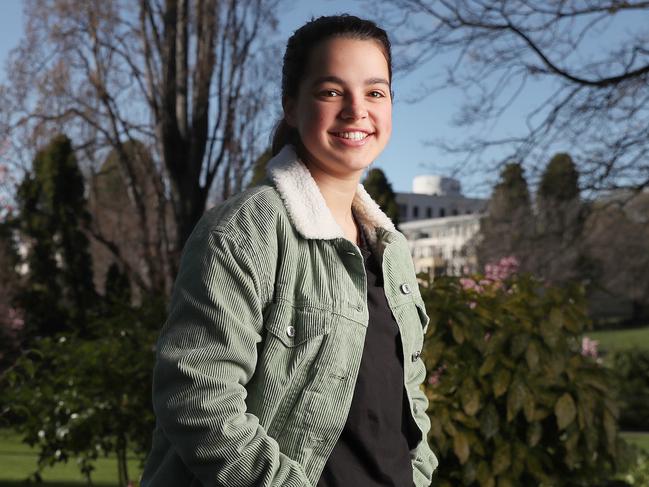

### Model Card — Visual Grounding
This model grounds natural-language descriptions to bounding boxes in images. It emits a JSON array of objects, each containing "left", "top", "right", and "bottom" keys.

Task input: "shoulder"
[
  {"left": 192, "top": 183, "right": 289, "bottom": 245},
  {"left": 180, "top": 184, "right": 289, "bottom": 304}
]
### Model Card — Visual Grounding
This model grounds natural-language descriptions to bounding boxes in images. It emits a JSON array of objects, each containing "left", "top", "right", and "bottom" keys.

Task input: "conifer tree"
[
  {"left": 478, "top": 162, "right": 534, "bottom": 269},
  {"left": 363, "top": 168, "right": 400, "bottom": 226},
  {"left": 15, "top": 134, "right": 96, "bottom": 339},
  {"left": 534, "top": 153, "right": 586, "bottom": 284}
]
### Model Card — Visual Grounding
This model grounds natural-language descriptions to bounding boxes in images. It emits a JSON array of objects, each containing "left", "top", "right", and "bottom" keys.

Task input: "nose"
[{"left": 340, "top": 94, "right": 368, "bottom": 120}]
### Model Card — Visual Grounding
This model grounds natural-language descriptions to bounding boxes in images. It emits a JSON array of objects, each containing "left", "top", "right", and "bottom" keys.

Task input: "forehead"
[{"left": 304, "top": 37, "right": 390, "bottom": 84}]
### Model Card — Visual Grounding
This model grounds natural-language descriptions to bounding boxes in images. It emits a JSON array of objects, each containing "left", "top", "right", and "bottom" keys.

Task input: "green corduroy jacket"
[{"left": 141, "top": 145, "right": 438, "bottom": 486}]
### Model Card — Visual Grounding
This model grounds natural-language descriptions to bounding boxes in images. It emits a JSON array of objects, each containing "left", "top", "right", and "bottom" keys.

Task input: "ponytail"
[{"left": 271, "top": 118, "right": 299, "bottom": 156}]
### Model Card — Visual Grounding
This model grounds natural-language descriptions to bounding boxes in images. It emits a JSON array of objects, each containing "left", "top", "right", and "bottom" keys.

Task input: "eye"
[
  {"left": 319, "top": 89, "right": 341, "bottom": 98},
  {"left": 368, "top": 90, "right": 385, "bottom": 98}
]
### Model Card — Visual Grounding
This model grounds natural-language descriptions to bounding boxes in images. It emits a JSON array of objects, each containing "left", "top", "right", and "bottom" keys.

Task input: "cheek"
[
  {"left": 302, "top": 104, "right": 333, "bottom": 133},
  {"left": 380, "top": 104, "right": 393, "bottom": 135}
]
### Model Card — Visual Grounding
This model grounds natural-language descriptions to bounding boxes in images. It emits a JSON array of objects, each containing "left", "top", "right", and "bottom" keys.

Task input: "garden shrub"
[
  {"left": 619, "top": 447, "right": 649, "bottom": 487},
  {"left": 420, "top": 258, "right": 626, "bottom": 486},
  {"left": 608, "top": 349, "right": 649, "bottom": 431},
  {"left": 1, "top": 296, "right": 164, "bottom": 486}
]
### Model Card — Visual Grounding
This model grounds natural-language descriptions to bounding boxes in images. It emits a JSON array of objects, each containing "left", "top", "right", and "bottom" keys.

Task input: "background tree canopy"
[
  {"left": 375, "top": 0, "right": 649, "bottom": 193},
  {"left": 1, "top": 0, "right": 282, "bottom": 295}
]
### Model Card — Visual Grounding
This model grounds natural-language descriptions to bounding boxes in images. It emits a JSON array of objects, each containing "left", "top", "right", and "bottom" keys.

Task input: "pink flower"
[
  {"left": 484, "top": 256, "right": 519, "bottom": 281},
  {"left": 460, "top": 278, "right": 484, "bottom": 294},
  {"left": 581, "top": 336, "right": 599, "bottom": 359},
  {"left": 427, "top": 364, "right": 447, "bottom": 386}
]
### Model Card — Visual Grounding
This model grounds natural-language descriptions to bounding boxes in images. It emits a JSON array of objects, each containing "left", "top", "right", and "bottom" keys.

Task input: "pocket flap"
[{"left": 264, "top": 302, "right": 331, "bottom": 347}]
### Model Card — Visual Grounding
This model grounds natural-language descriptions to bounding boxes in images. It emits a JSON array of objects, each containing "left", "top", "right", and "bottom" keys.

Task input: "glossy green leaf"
[
  {"left": 492, "top": 442, "right": 511, "bottom": 475},
  {"left": 527, "top": 421, "right": 542, "bottom": 447},
  {"left": 452, "top": 322, "right": 465, "bottom": 344},
  {"left": 507, "top": 379, "right": 526, "bottom": 422},
  {"left": 453, "top": 430, "right": 470, "bottom": 465},
  {"left": 555, "top": 393, "right": 577, "bottom": 430},
  {"left": 493, "top": 369, "right": 511, "bottom": 398},
  {"left": 510, "top": 333, "right": 530, "bottom": 358},
  {"left": 479, "top": 403, "right": 499, "bottom": 441},
  {"left": 461, "top": 378, "right": 482, "bottom": 417},
  {"left": 476, "top": 460, "right": 494, "bottom": 487},
  {"left": 479, "top": 355, "right": 498, "bottom": 376},
  {"left": 525, "top": 340, "right": 540, "bottom": 370}
]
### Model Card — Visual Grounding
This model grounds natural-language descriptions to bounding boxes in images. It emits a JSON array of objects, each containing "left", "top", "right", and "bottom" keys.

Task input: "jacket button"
[
  {"left": 412, "top": 350, "right": 421, "bottom": 362},
  {"left": 400, "top": 283, "right": 412, "bottom": 295},
  {"left": 286, "top": 325, "right": 295, "bottom": 338}
]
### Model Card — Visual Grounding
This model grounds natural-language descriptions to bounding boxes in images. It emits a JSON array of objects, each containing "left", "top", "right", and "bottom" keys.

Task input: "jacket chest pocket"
[
  {"left": 258, "top": 301, "right": 332, "bottom": 388},
  {"left": 264, "top": 302, "right": 331, "bottom": 347}
]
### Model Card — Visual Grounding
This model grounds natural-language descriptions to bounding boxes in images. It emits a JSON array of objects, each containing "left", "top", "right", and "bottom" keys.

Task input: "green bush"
[
  {"left": 420, "top": 264, "right": 625, "bottom": 486},
  {"left": 1, "top": 297, "right": 164, "bottom": 486},
  {"left": 608, "top": 349, "right": 649, "bottom": 431},
  {"left": 622, "top": 450, "right": 649, "bottom": 487}
]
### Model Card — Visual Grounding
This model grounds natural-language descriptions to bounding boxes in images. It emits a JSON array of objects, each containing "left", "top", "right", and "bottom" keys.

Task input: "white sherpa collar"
[{"left": 266, "top": 145, "right": 396, "bottom": 247}]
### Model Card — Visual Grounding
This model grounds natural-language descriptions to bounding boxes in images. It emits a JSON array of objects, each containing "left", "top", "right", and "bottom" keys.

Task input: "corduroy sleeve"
[
  {"left": 407, "top": 311, "right": 439, "bottom": 486},
  {"left": 151, "top": 227, "right": 312, "bottom": 486}
]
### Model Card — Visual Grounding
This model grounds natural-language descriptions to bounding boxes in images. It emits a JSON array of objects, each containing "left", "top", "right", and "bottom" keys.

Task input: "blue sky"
[{"left": 1, "top": 1, "right": 644, "bottom": 197}]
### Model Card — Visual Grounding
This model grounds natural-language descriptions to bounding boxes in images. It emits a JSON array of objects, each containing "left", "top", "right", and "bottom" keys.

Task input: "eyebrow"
[{"left": 311, "top": 75, "right": 390, "bottom": 87}]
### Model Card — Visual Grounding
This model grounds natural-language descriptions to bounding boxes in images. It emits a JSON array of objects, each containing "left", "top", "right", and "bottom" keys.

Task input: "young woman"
[{"left": 141, "top": 15, "right": 438, "bottom": 487}]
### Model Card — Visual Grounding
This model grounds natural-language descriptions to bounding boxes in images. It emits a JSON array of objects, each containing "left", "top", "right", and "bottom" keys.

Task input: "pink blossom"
[
  {"left": 427, "top": 364, "right": 447, "bottom": 386},
  {"left": 8, "top": 308, "right": 24, "bottom": 330},
  {"left": 460, "top": 278, "right": 484, "bottom": 293},
  {"left": 581, "top": 336, "right": 599, "bottom": 359},
  {"left": 484, "top": 256, "right": 519, "bottom": 282}
]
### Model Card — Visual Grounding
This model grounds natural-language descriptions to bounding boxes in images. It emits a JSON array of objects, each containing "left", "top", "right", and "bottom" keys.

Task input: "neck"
[{"left": 304, "top": 161, "right": 363, "bottom": 244}]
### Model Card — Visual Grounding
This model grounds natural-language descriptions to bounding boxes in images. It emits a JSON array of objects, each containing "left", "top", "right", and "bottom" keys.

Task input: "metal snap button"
[
  {"left": 412, "top": 350, "right": 421, "bottom": 362},
  {"left": 286, "top": 325, "right": 295, "bottom": 338},
  {"left": 400, "top": 283, "right": 412, "bottom": 295}
]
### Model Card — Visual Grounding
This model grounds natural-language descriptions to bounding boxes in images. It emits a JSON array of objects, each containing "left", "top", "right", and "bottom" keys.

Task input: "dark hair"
[{"left": 271, "top": 15, "right": 393, "bottom": 156}]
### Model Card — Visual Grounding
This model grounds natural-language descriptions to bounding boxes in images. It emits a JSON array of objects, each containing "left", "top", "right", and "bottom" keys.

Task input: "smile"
[{"left": 332, "top": 131, "right": 372, "bottom": 141}]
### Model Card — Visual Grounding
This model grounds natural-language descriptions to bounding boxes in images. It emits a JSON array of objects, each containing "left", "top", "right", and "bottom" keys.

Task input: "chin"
[{"left": 328, "top": 153, "right": 374, "bottom": 173}]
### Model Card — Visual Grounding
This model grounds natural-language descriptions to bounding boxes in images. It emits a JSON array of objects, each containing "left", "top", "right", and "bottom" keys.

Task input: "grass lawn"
[
  {"left": 621, "top": 431, "right": 649, "bottom": 453},
  {"left": 0, "top": 429, "right": 142, "bottom": 487},
  {"left": 585, "top": 325, "right": 649, "bottom": 352}
]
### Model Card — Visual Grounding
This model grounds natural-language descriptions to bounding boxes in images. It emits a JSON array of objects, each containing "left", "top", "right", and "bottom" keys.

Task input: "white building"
[
  {"left": 396, "top": 175, "right": 487, "bottom": 277},
  {"left": 395, "top": 175, "right": 485, "bottom": 222},
  {"left": 401, "top": 215, "right": 483, "bottom": 276}
]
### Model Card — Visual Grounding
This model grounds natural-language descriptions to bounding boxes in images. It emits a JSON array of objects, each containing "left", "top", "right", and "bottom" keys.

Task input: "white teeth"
[{"left": 336, "top": 131, "right": 368, "bottom": 140}]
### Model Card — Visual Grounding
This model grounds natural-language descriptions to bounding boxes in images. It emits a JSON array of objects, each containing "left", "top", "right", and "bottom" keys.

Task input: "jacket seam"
[{"left": 210, "top": 228, "right": 271, "bottom": 305}]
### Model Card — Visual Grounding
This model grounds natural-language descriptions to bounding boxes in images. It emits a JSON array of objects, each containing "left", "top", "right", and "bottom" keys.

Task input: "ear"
[{"left": 283, "top": 97, "right": 297, "bottom": 127}]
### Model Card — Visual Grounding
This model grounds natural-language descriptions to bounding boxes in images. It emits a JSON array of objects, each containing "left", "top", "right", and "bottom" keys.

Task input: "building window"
[
  {"left": 426, "top": 207, "right": 432, "bottom": 218},
  {"left": 413, "top": 206, "right": 419, "bottom": 218},
  {"left": 439, "top": 208, "right": 445, "bottom": 217},
  {"left": 399, "top": 204, "right": 408, "bottom": 219},
  {"left": 452, "top": 208, "right": 458, "bottom": 216}
]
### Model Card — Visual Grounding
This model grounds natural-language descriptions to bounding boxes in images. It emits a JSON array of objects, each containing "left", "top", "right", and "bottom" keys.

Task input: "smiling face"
[{"left": 284, "top": 36, "right": 392, "bottom": 180}]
